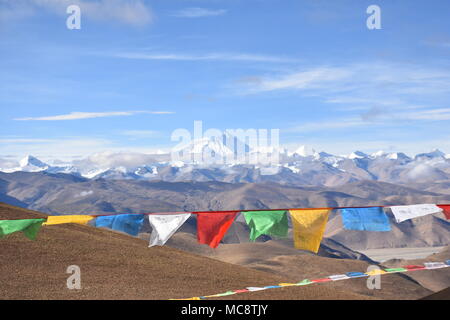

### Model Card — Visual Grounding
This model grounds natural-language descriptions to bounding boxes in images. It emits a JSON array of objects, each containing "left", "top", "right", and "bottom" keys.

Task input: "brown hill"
[
  {"left": 0, "top": 202, "right": 373, "bottom": 300},
  {"left": 420, "top": 287, "right": 450, "bottom": 300},
  {"left": 164, "top": 233, "right": 433, "bottom": 299}
]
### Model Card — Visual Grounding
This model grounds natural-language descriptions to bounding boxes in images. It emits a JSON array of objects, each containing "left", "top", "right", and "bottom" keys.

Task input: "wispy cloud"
[
  {"left": 121, "top": 130, "right": 160, "bottom": 138},
  {"left": 110, "top": 52, "right": 298, "bottom": 63},
  {"left": 0, "top": 0, "right": 153, "bottom": 26},
  {"left": 286, "top": 118, "right": 367, "bottom": 133},
  {"left": 14, "top": 111, "right": 174, "bottom": 121},
  {"left": 171, "top": 7, "right": 227, "bottom": 18}
]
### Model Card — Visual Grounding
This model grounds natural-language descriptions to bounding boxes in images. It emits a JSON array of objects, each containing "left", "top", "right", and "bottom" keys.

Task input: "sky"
[{"left": 1, "top": 0, "right": 450, "bottom": 161}]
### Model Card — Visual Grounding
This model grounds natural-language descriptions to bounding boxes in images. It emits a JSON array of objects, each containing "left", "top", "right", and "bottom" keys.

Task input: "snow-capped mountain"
[{"left": 1, "top": 146, "right": 449, "bottom": 186}]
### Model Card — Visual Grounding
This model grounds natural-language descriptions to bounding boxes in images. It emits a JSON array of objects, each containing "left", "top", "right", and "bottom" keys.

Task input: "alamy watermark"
[
  {"left": 66, "top": 265, "right": 81, "bottom": 290},
  {"left": 366, "top": 265, "right": 382, "bottom": 290},
  {"left": 367, "top": 5, "right": 381, "bottom": 30},
  {"left": 171, "top": 121, "right": 280, "bottom": 166},
  {"left": 66, "top": 4, "right": 81, "bottom": 30}
]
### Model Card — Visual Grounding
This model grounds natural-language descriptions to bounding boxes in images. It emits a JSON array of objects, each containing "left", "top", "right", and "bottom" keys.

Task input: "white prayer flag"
[
  {"left": 148, "top": 213, "right": 191, "bottom": 247},
  {"left": 246, "top": 287, "right": 267, "bottom": 292},
  {"left": 389, "top": 204, "right": 442, "bottom": 223},
  {"left": 329, "top": 274, "right": 351, "bottom": 281},
  {"left": 424, "top": 262, "right": 448, "bottom": 269}
]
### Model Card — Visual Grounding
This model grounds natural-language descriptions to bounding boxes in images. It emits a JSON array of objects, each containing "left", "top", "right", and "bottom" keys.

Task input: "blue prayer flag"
[
  {"left": 346, "top": 272, "right": 368, "bottom": 278},
  {"left": 95, "top": 214, "right": 145, "bottom": 236},
  {"left": 340, "top": 207, "right": 391, "bottom": 232}
]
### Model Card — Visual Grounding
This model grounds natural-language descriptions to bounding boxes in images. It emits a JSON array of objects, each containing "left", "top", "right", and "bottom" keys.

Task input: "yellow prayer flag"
[
  {"left": 44, "top": 215, "right": 94, "bottom": 226},
  {"left": 289, "top": 209, "right": 330, "bottom": 253},
  {"left": 365, "top": 269, "right": 387, "bottom": 276},
  {"left": 278, "top": 283, "right": 296, "bottom": 286}
]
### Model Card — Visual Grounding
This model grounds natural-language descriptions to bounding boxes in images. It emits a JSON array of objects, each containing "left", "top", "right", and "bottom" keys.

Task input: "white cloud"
[
  {"left": 121, "top": 130, "right": 160, "bottom": 139},
  {"left": 73, "top": 151, "right": 163, "bottom": 170},
  {"left": 14, "top": 110, "right": 174, "bottom": 121},
  {"left": 248, "top": 67, "right": 352, "bottom": 92},
  {"left": 285, "top": 118, "right": 367, "bottom": 133},
  {"left": 171, "top": 7, "right": 227, "bottom": 18},
  {"left": 111, "top": 52, "right": 298, "bottom": 63},
  {"left": 0, "top": 0, "right": 153, "bottom": 26}
]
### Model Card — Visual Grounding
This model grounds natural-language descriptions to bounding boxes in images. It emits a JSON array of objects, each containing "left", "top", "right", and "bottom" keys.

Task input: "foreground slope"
[{"left": 0, "top": 202, "right": 373, "bottom": 300}]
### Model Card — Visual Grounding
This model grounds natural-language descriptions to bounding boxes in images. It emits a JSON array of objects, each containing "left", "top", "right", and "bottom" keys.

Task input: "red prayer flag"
[
  {"left": 196, "top": 211, "right": 238, "bottom": 249},
  {"left": 234, "top": 289, "right": 249, "bottom": 293},
  {"left": 405, "top": 265, "right": 425, "bottom": 271},
  {"left": 312, "top": 278, "right": 332, "bottom": 283},
  {"left": 437, "top": 205, "right": 450, "bottom": 219}
]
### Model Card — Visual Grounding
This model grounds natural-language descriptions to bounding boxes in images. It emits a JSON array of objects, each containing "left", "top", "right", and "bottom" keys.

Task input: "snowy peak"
[
  {"left": 348, "top": 151, "right": 368, "bottom": 159},
  {"left": 19, "top": 155, "right": 48, "bottom": 171},
  {"left": 292, "top": 145, "right": 317, "bottom": 157},
  {"left": 387, "top": 152, "right": 410, "bottom": 161},
  {"left": 415, "top": 149, "right": 446, "bottom": 160}
]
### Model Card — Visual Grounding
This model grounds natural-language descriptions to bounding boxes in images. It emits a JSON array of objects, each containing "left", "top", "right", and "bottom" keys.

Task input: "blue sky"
[{"left": 1, "top": 0, "right": 450, "bottom": 160}]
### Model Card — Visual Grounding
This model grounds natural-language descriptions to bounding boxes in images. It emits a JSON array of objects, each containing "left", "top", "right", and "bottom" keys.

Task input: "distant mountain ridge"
[
  {"left": 0, "top": 171, "right": 448, "bottom": 250},
  {"left": 1, "top": 145, "right": 450, "bottom": 187}
]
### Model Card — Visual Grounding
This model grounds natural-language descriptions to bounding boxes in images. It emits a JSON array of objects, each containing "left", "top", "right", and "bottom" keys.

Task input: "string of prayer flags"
[
  {"left": 244, "top": 210, "right": 288, "bottom": 241},
  {"left": 95, "top": 214, "right": 144, "bottom": 236},
  {"left": 196, "top": 211, "right": 238, "bottom": 248},
  {"left": 148, "top": 213, "right": 191, "bottom": 247},
  {"left": 390, "top": 204, "right": 443, "bottom": 223},
  {"left": 289, "top": 209, "right": 330, "bottom": 253},
  {"left": 0, "top": 218, "right": 45, "bottom": 240},
  {"left": 340, "top": 207, "right": 391, "bottom": 231},
  {"left": 437, "top": 205, "right": 450, "bottom": 219},
  {"left": 44, "top": 215, "right": 94, "bottom": 226},
  {"left": 174, "top": 261, "right": 449, "bottom": 300}
]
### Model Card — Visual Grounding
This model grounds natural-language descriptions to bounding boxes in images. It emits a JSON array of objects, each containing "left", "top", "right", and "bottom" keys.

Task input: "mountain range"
[
  {"left": 2, "top": 143, "right": 450, "bottom": 187},
  {"left": 0, "top": 171, "right": 448, "bottom": 251}
]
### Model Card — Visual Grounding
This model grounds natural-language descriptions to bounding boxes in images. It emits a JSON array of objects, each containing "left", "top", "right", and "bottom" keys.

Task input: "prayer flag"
[
  {"left": 384, "top": 268, "right": 407, "bottom": 273},
  {"left": 44, "top": 215, "right": 94, "bottom": 226},
  {"left": 424, "top": 262, "right": 448, "bottom": 269},
  {"left": 95, "top": 214, "right": 144, "bottom": 236},
  {"left": 312, "top": 278, "right": 332, "bottom": 283},
  {"left": 405, "top": 265, "right": 426, "bottom": 271},
  {"left": 0, "top": 218, "right": 45, "bottom": 240},
  {"left": 390, "top": 204, "right": 442, "bottom": 223},
  {"left": 346, "top": 272, "right": 368, "bottom": 278},
  {"left": 365, "top": 269, "right": 387, "bottom": 276},
  {"left": 244, "top": 210, "right": 288, "bottom": 241},
  {"left": 148, "top": 213, "right": 191, "bottom": 247},
  {"left": 246, "top": 287, "right": 267, "bottom": 292},
  {"left": 289, "top": 209, "right": 330, "bottom": 253},
  {"left": 436, "top": 205, "right": 450, "bottom": 219},
  {"left": 329, "top": 274, "right": 350, "bottom": 281},
  {"left": 196, "top": 211, "right": 238, "bottom": 248},
  {"left": 340, "top": 207, "right": 391, "bottom": 231},
  {"left": 296, "top": 279, "right": 313, "bottom": 286}
]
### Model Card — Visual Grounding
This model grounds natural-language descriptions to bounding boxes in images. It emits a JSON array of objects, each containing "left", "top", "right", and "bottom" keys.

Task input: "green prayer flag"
[
  {"left": 296, "top": 279, "right": 312, "bottom": 286},
  {"left": 244, "top": 210, "right": 288, "bottom": 241},
  {"left": 0, "top": 219, "right": 46, "bottom": 240},
  {"left": 384, "top": 267, "right": 408, "bottom": 273}
]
